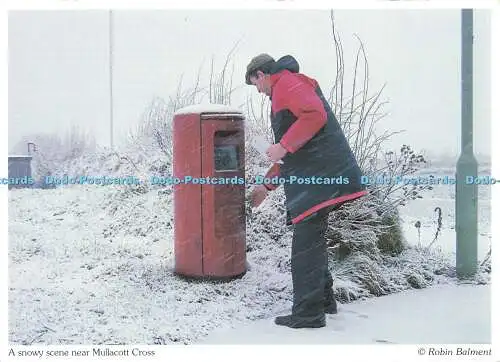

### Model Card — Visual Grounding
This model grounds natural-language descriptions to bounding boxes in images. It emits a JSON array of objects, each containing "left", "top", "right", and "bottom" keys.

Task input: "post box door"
[{"left": 201, "top": 118, "right": 246, "bottom": 276}]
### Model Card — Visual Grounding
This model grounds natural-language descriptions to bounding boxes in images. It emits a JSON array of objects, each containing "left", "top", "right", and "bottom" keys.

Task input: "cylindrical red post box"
[{"left": 172, "top": 104, "right": 246, "bottom": 279}]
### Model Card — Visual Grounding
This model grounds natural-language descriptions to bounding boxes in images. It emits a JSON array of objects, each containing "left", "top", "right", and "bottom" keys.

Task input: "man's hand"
[
  {"left": 251, "top": 184, "right": 269, "bottom": 208},
  {"left": 266, "top": 143, "right": 287, "bottom": 163}
]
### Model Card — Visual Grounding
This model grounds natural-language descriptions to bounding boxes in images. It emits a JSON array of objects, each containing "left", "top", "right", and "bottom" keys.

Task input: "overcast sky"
[{"left": 8, "top": 9, "right": 491, "bottom": 157}]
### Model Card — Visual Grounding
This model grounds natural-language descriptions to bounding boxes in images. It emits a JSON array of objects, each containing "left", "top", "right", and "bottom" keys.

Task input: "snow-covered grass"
[
  {"left": 9, "top": 185, "right": 290, "bottom": 345},
  {"left": 8, "top": 149, "right": 492, "bottom": 345},
  {"left": 399, "top": 168, "right": 492, "bottom": 262}
]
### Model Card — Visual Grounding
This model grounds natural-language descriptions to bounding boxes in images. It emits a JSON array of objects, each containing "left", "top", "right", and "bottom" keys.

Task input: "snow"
[
  {"left": 7, "top": 153, "right": 492, "bottom": 345},
  {"left": 8, "top": 185, "right": 293, "bottom": 344},
  {"left": 8, "top": 155, "right": 33, "bottom": 158},
  {"left": 398, "top": 168, "right": 492, "bottom": 261},
  {"left": 199, "top": 284, "right": 491, "bottom": 344},
  {"left": 173, "top": 103, "right": 244, "bottom": 116}
]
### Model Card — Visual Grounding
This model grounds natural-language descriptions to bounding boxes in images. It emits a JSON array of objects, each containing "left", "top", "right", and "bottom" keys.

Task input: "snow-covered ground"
[
  {"left": 8, "top": 164, "right": 492, "bottom": 345},
  {"left": 200, "top": 284, "right": 491, "bottom": 344},
  {"left": 199, "top": 168, "right": 492, "bottom": 345},
  {"left": 8, "top": 185, "right": 293, "bottom": 345},
  {"left": 398, "top": 168, "right": 492, "bottom": 261}
]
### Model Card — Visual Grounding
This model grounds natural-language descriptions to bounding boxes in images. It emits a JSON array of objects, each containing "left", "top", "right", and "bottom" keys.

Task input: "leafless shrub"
[
  {"left": 328, "top": 12, "right": 432, "bottom": 206},
  {"left": 128, "top": 43, "right": 242, "bottom": 166},
  {"left": 208, "top": 40, "right": 242, "bottom": 105},
  {"left": 369, "top": 145, "right": 432, "bottom": 207},
  {"left": 325, "top": 193, "right": 405, "bottom": 257},
  {"left": 329, "top": 11, "right": 402, "bottom": 174}
]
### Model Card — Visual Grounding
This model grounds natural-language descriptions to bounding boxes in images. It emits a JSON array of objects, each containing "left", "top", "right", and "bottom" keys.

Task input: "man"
[{"left": 246, "top": 53, "right": 368, "bottom": 329}]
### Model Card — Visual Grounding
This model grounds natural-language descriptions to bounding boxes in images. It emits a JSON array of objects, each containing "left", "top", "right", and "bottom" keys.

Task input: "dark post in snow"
[
  {"left": 27, "top": 142, "right": 36, "bottom": 155},
  {"left": 109, "top": 9, "right": 114, "bottom": 150},
  {"left": 455, "top": 8, "right": 478, "bottom": 279}
]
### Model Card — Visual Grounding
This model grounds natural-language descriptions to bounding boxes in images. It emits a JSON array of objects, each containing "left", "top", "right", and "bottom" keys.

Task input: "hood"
[{"left": 270, "top": 55, "right": 300, "bottom": 75}]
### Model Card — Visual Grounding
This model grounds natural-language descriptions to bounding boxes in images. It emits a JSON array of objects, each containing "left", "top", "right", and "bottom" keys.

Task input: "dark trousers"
[{"left": 291, "top": 209, "right": 334, "bottom": 319}]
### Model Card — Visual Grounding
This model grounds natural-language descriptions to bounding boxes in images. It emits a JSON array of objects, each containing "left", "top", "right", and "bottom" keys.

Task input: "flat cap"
[{"left": 245, "top": 53, "right": 275, "bottom": 85}]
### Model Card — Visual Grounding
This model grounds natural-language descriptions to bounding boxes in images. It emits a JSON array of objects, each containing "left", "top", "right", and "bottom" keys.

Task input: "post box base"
[{"left": 174, "top": 270, "right": 247, "bottom": 283}]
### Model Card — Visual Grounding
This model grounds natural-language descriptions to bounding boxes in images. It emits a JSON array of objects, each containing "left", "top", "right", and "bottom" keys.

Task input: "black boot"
[
  {"left": 324, "top": 298, "right": 337, "bottom": 314},
  {"left": 324, "top": 266, "right": 337, "bottom": 314},
  {"left": 274, "top": 314, "right": 326, "bottom": 329}
]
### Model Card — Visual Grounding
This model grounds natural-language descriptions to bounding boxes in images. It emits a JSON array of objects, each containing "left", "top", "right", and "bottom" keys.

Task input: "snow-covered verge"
[
  {"left": 8, "top": 148, "right": 492, "bottom": 345},
  {"left": 9, "top": 185, "right": 289, "bottom": 345},
  {"left": 200, "top": 283, "right": 491, "bottom": 344}
]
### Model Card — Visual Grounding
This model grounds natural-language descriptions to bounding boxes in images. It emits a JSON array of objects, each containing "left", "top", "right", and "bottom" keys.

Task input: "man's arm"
[
  {"left": 251, "top": 163, "right": 280, "bottom": 208},
  {"left": 275, "top": 75, "right": 328, "bottom": 153}
]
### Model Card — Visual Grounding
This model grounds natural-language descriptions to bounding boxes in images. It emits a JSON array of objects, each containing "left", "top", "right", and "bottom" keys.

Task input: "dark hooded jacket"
[{"left": 264, "top": 55, "right": 368, "bottom": 224}]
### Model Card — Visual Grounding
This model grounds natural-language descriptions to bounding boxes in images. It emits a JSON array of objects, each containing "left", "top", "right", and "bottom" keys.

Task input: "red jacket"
[{"left": 263, "top": 55, "right": 367, "bottom": 224}]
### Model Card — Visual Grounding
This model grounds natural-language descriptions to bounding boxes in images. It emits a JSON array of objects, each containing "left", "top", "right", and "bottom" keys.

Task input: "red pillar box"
[{"left": 173, "top": 104, "right": 246, "bottom": 279}]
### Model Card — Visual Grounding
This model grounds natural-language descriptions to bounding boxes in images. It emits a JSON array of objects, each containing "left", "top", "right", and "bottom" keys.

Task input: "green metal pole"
[
  {"left": 455, "top": 8, "right": 478, "bottom": 279},
  {"left": 109, "top": 10, "right": 114, "bottom": 150}
]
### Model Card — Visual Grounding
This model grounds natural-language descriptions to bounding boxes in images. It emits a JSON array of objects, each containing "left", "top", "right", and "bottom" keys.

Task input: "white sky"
[{"left": 8, "top": 8, "right": 492, "bottom": 157}]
